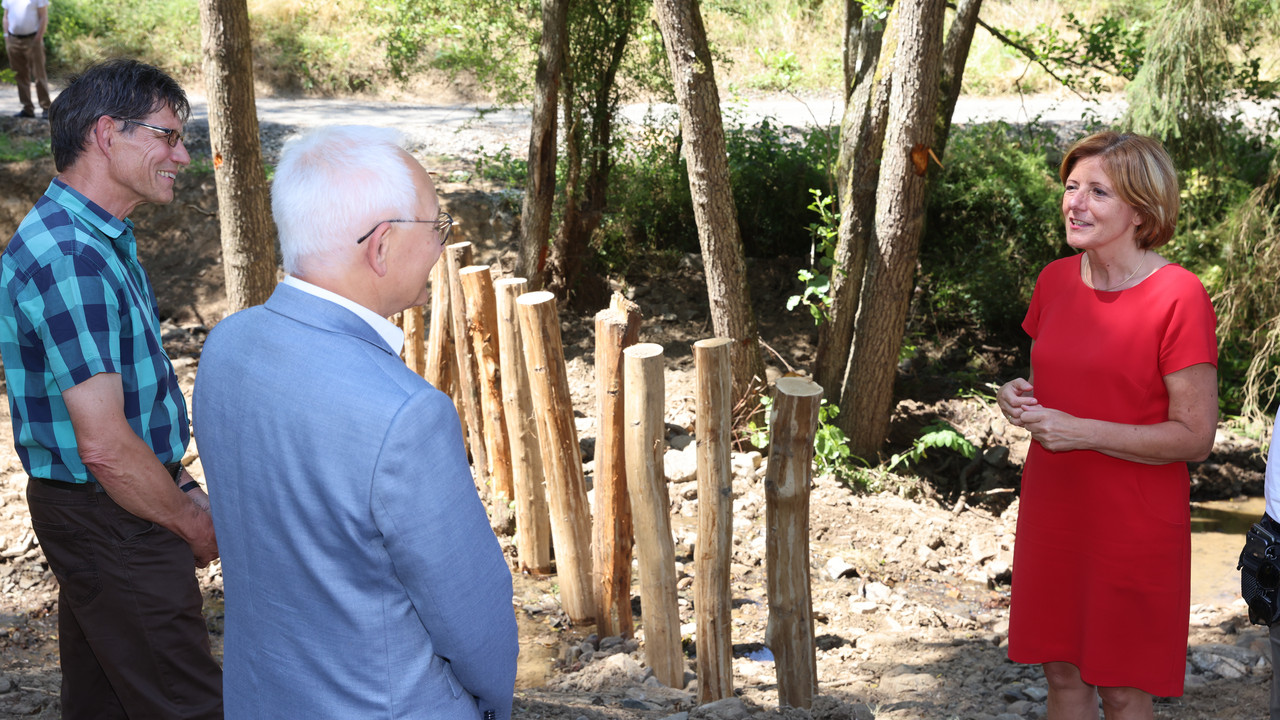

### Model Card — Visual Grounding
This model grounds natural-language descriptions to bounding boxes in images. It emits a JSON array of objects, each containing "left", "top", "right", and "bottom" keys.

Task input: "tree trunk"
[
  {"left": 934, "top": 0, "right": 984, "bottom": 159},
  {"left": 544, "top": 0, "right": 633, "bottom": 304},
  {"left": 517, "top": 0, "right": 571, "bottom": 289},
  {"left": 837, "top": 0, "right": 947, "bottom": 460},
  {"left": 197, "top": 0, "right": 277, "bottom": 312},
  {"left": 651, "top": 0, "right": 766, "bottom": 405},
  {"left": 814, "top": 1, "right": 892, "bottom": 397}
]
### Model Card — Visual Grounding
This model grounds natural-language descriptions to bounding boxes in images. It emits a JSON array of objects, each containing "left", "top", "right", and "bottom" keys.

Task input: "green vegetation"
[
  {"left": 14, "top": 0, "right": 1280, "bottom": 458},
  {"left": 0, "top": 134, "right": 49, "bottom": 162}
]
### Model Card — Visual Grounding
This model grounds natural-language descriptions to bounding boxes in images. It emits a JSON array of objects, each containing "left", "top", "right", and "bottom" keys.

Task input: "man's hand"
[{"left": 63, "top": 373, "right": 219, "bottom": 566}]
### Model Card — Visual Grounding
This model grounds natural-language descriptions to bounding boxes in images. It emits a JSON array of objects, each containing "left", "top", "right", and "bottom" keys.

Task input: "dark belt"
[
  {"left": 34, "top": 462, "right": 183, "bottom": 493},
  {"left": 7, "top": 31, "right": 37, "bottom": 39}
]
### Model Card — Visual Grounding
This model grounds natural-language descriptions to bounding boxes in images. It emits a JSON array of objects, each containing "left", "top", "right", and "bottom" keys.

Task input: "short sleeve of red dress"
[{"left": 1008, "top": 256, "right": 1217, "bottom": 698}]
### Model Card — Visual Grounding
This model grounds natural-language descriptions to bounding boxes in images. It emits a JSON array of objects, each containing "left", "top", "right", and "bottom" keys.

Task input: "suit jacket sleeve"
[{"left": 370, "top": 387, "right": 518, "bottom": 720}]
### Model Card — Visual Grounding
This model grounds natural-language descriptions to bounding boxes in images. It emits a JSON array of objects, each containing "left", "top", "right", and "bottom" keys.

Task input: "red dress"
[{"left": 1007, "top": 256, "right": 1218, "bottom": 697}]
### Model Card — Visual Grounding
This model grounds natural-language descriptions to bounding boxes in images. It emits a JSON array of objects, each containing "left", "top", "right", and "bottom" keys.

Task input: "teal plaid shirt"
[{"left": 0, "top": 179, "right": 189, "bottom": 483}]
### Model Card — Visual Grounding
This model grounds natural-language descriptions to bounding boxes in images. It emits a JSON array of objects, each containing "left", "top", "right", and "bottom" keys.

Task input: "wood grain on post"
[
  {"left": 459, "top": 265, "right": 515, "bottom": 532},
  {"left": 495, "top": 278, "right": 552, "bottom": 574},
  {"left": 764, "top": 377, "right": 823, "bottom": 709},
  {"left": 693, "top": 338, "right": 734, "bottom": 702},
  {"left": 402, "top": 305, "right": 426, "bottom": 376},
  {"left": 593, "top": 293, "right": 641, "bottom": 638},
  {"left": 623, "top": 343, "right": 683, "bottom": 688},
  {"left": 445, "top": 241, "right": 490, "bottom": 496},
  {"left": 517, "top": 291, "right": 594, "bottom": 623},
  {"left": 426, "top": 261, "right": 457, "bottom": 397}
]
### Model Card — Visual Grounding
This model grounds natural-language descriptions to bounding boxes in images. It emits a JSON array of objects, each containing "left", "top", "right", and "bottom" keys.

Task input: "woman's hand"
[
  {"left": 1020, "top": 406, "right": 1086, "bottom": 452},
  {"left": 997, "top": 377, "right": 1040, "bottom": 427}
]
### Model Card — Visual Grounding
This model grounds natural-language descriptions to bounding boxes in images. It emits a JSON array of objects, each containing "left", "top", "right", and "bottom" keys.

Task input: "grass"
[{"left": 0, "top": 134, "right": 50, "bottom": 162}]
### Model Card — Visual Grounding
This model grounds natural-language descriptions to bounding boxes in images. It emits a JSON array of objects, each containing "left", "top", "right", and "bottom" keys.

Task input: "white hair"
[{"left": 272, "top": 125, "right": 418, "bottom": 274}]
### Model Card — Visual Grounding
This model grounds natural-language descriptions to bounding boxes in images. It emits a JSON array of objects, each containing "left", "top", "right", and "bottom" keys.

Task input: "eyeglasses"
[
  {"left": 115, "top": 118, "right": 184, "bottom": 148},
  {"left": 355, "top": 211, "right": 453, "bottom": 245}
]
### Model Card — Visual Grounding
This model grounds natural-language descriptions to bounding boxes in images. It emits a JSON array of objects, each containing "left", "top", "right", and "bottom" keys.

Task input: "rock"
[
  {"left": 622, "top": 698, "right": 654, "bottom": 710},
  {"left": 878, "top": 667, "right": 941, "bottom": 694},
  {"left": 864, "top": 581, "right": 893, "bottom": 604},
  {"left": 661, "top": 713, "right": 691, "bottom": 720},
  {"left": 849, "top": 601, "right": 878, "bottom": 614},
  {"left": 690, "top": 696, "right": 750, "bottom": 720},
  {"left": 1000, "top": 684, "right": 1026, "bottom": 702},
  {"left": 552, "top": 650, "right": 650, "bottom": 692},
  {"left": 1008, "top": 700, "right": 1033, "bottom": 714},
  {"left": 825, "top": 557, "right": 858, "bottom": 581},
  {"left": 1023, "top": 685, "right": 1048, "bottom": 702},
  {"left": 664, "top": 446, "right": 699, "bottom": 483},
  {"left": 1189, "top": 644, "right": 1258, "bottom": 680},
  {"left": 983, "top": 445, "right": 1010, "bottom": 468}
]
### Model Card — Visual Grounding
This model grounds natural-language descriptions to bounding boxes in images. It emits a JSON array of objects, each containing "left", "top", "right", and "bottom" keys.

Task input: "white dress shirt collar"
[{"left": 281, "top": 275, "right": 405, "bottom": 355}]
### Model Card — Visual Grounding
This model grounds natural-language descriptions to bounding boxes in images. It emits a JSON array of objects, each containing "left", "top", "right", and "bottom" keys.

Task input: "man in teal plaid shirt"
[{"left": 0, "top": 59, "right": 222, "bottom": 719}]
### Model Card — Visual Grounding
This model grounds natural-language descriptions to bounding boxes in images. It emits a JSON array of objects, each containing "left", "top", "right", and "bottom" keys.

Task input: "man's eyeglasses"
[
  {"left": 115, "top": 118, "right": 184, "bottom": 148},
  {"left": 355, "top": 212, "right": 453, "bottom": 245}
]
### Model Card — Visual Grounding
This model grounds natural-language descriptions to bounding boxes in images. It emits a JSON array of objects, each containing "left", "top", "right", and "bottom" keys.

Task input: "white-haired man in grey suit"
[{"left": 194, "top": 124, "right": 518, "bottom": 719}]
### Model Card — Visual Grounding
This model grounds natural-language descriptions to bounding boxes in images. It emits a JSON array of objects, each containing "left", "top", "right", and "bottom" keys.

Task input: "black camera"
[{"left": 1239, "top": 520, "right": 1280, "bottom": 626}]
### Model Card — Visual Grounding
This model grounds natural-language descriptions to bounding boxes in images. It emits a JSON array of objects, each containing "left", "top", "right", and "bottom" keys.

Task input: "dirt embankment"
[{"left": 0, "top": 113, "right": 1271, "bottom": 720}]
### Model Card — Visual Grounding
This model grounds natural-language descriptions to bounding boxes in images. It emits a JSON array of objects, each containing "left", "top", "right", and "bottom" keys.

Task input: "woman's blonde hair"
[{"left": 1059, "top": 132, "right": 1180, "bottom": 250}]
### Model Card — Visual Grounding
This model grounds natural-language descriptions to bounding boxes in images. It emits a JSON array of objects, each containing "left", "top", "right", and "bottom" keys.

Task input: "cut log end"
[
  {"left": 623, "top": 343, "right": 664, "bottom": 360},
  {"left": 775, "top": 377, "right": 823, "bottom": 398}
]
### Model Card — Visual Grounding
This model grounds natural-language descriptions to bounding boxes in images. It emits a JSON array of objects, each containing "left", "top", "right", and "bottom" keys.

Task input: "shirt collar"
[
  {"left": 47, "top": 178, "right": 137, "bottom": 261},
  {"left": 280, "top": 275, "right": 405, "bottom": 355}
]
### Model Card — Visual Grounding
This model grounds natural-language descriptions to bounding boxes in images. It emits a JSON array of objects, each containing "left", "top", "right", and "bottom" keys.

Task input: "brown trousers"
[
  {"left": 26, "top": 479, "right": 223, "bottom": 720},
  {"left": 4, "top": 32, "right": 50, "bottom": 113}
]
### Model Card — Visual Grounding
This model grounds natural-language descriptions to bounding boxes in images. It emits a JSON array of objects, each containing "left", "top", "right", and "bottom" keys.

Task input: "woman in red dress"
[{"left": 997, "top": 132, "right": 1219, "bottom": 719}]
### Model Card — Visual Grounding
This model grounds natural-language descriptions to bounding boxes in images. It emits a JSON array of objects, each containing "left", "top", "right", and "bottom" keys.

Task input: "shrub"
[{"left": 918, "top": 122, "right": 1066, "bottom": 338}]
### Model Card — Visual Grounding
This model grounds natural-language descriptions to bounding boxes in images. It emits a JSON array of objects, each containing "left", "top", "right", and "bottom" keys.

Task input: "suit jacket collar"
[{"left": 263, "top": 283, "right": 398, "bottom": 357}]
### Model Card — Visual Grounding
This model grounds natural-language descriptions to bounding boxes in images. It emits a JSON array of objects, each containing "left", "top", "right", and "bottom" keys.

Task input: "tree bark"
[
  {"left": 446, "top": 242, "right": 490, "bottom": 494},
  {"left": 459, "top": 265, "right": 515, "bottom": 534},
  {"left": 837, "top": 0, "right": 948, "bottom": 459},
  {"left": 197, "top": 0, "right": 277, "bottom": 313},
  {"left": 495, "top": 278, "right": 553, "bottom": 575},
  {"left": 764, "top": 378, "right": 823, "bottom": 710},
  {"left": 518, "top": 291, "right": 595, "bottom": 624},
  {"left": 815, "top": 1, "right": 892, "bottom": 397},
  {"left": 694, "top": 337, "right": 734, "bottom": 703},
  {"left": 651, "top": 0, "right": 766, "bottom": 406},
  {"left": 623, "top": 343, "right": 682, "bottom": 688},
  {"left": 934, "top": 0, "right": 984, "bottom": 159},
  {"left": 518, "top": 0, "right": 571, "bottom": 288},
  {"left": 544, "top": 0, "right": 634, "bottom": 303},
  {"left": 593, "top": 293, "right": 641, "bottom": 638}
]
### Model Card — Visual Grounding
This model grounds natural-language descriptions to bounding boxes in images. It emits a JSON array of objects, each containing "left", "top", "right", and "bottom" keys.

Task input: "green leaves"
[
  {"left": 887, "top": 420, "right": 977, "bottom": 474},
  {"left": 787, "top": 188, "right": 840, "bottom": 325}
]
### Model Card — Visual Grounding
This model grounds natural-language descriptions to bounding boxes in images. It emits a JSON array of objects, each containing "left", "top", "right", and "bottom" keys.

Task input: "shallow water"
[{"left": 1190, "top": 496, "right": 1266, "bottom": 607}]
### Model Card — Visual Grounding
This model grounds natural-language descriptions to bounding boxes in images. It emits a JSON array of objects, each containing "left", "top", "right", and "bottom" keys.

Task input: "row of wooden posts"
[{"left": 391, "top": 225, "right": 827, "bottom": 709}]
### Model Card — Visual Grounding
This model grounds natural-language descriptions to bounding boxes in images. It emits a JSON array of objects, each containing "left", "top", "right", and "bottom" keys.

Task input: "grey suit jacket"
[{"left": 194, "top": 283, "right": 517, "bottom": 719}]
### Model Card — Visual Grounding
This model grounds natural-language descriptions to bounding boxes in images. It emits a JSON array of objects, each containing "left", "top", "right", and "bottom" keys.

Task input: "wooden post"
[
  {"left": 764, "top": 377, "right": 823, "bottom": 710},
  {"left": 459, "top": 265, "right": 515, "bottom": 532},
  {"left": 402, "top": 305, "right": 426, "bottom": 376},
  {"left": 517, "top": 291, "right": 594, "bottom": 623},
  {"left": 495, "top": 278, "right": 553, "bottom": 574},
  {"left": 445, "top": 241, "right": 490, "bottom": 496},
  {"left": 426, "top": 261, "right": 457, "bottom": 396},
  {"left": 694, "top": 337, "right": 734, "bottom": 702},
  {"left": 623, "top": 343, "right": 682, "bottom": 688},
  {"left": 593, "top": 293, "right": 641, "bottom": 638}
]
